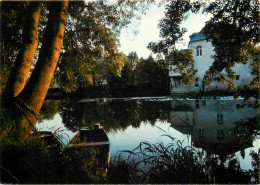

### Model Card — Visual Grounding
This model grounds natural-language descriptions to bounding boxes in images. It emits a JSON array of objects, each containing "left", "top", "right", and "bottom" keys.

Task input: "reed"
[{"left": 109, "top": 135, "right": 258, "bottom": 184}]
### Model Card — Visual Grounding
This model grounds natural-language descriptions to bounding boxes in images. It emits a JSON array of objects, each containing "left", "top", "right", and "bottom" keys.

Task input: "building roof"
[
  {"left": 189, "top": 32, "right": 206, "bottom": 42},
  {"left": 180, "top": 49, "right": 192, "bottom": 53}
]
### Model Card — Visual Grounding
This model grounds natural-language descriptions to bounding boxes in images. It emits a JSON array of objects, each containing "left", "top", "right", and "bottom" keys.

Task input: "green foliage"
[
  {"left": 148, "top": 0, "right": 259, "bottom": 91},
  {"left": 201, "top": 0, "right": 259, "bottom": 90},
  {"left": 0, "top": 108, "right": 16, "bottom": 143},
  {"left": 52, "top": 0, "right": 158, "bottom": 92},
  {"left": 38, "top": 100, "right": 59, "bottom": 123},
  {"left": 148, "top": 0, "right": 201, "bottom": 53},
  {"left": 147, "top": 1, "right": 200, "bottom": 86},
  {"left": 247, "top": 43, "right": 260, "bottom": 89},
  {"left": 231, "top": 115, "right": 260, "bottom": 149},
  {"left": 107, "top": 54, "right": 169, "bottom": 95},
  {"left": 168, "top": 49, "right": 197, "bottom": 85},
  {"left": 1, "top": 0, "right": 157, "bottom": 94},
  {"left": 55, "top": 1, "right": 131, "bottom": 91},
  {"left": 128, "top": 51, "right": 139, "bottom": 69},
  {"left": 136, "top": 55, "right": 170, "bottom": 91},
  {"left": 0, "top": 2, "right": 28, "bottom": 93},
  {"left": 250, "top": 149, "right": 260, "bottom": 184},
  {"left": 107, "top": 154, "right": 142, "bottom": 184},
  {"left": 58, "top": 99, "right": 171, "bottom": 133}
]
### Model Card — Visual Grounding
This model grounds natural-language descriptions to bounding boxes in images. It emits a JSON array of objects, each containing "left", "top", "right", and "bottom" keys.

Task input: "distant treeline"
[{"left": 47, "top": 52, "right": 170, "bottom": 99}]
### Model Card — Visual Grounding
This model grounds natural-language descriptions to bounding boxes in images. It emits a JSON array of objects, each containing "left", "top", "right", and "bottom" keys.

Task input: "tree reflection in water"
[
  {"left": 2, "top": 98, "right": 258, "bottom": 183},
  {"left": 58, "top": 99, "right": 171, "bottom": 133},
  {"left": 39, "top": 98, "right": 259, "bottom": 157}
]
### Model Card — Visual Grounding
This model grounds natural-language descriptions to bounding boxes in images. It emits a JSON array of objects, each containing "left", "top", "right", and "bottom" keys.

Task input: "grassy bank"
[{"left": 0, "top": 132, "right": 259, "bottom": 184}]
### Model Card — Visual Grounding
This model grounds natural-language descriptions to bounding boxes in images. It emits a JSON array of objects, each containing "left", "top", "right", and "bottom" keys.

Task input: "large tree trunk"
[
  {"left": 5, "top": 1, "right": 69, "bottom": 137},
  {"left": 2, "top": 2, "right": 42, "bottom": 102}
]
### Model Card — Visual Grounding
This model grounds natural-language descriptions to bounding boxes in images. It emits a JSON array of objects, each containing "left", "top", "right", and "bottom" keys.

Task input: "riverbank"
[
  {"left": 46, "top": 85, "right": 169, "bottom": 100},
  {"left": 0, "top": 132, "right": 258, "bottom": 184},
  {"left": 46, "top": 86, "right": 259, "bottom": 100}
]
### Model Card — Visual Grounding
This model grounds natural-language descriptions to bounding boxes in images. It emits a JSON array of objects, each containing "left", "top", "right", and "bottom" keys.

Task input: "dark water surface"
[{"left": 36, "top": 96, "right": 259, "bottom": 171}]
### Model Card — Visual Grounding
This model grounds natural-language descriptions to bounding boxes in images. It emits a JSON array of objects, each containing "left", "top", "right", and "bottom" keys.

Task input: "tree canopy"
[
  {"left": 1, "top": 0, "right": 157, "bottom": 93},
  {"left": 147, "top": 0, "right": 200, "bottom": 85},
  {"left": 202, "top": 0, "right": 259, "bottom": 90},
  {"left": 0, "top": 0, "right": 157, "bottom": 136},
  {"left": 148, "top": 0, "right": 259, "bottom": 90}
]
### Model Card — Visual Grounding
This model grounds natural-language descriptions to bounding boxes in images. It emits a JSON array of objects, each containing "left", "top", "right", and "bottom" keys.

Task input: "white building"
[{"left": 169, "top": 32, "right": 253, "bottom": 94}]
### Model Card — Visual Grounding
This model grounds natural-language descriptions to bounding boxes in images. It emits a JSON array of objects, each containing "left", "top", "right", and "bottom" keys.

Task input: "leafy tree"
[
  {"left": 136, "top": 55, "right": 170, "bottom": 94},
  {"left": 0, "top": 0, "right": 156, "bottom": 136},
  {"left": 106, "top": 52, "right": 141, "bottom": 95},
  {"left": 127, "top": 51, "right": 140, "bottom": 69},
  {"left": 0, "top": 2, "right": 27, "bottom": 93},
  {"left": 108, "top": 54, "right": 138, "bottom": 89},
  {"left": 55, "top": 1, "right": 127, "bottom": 91},
  {"left": 148, "top": 0, "right": 259, "bottom": 91},
  {"left": 168, "top": 50, "right": 197, "bottom": 85},
  {"left": 250, "top": 149, "right": 260, "bottom": 184},
  {"left": 147, "top": 0, "right": 200, "bottom": 86},
  {"left": 201, "top": 0, "right": 260, "bottom": 91}
]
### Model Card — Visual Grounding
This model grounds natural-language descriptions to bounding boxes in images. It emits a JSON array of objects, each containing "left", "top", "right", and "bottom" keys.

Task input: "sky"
[{"left": 119, "top": 4, "right": 212, "bottom": 59}]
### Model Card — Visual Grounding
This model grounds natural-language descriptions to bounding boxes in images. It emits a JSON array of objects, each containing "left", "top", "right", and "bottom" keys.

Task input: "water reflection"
[
  {"left": 56, "top": 99, "right": 171, "bottom": 133},
  {"left": 2, "top": 97, "right": 259, "bottom": 183},
  {"left": 37, "top": 97, "right": 259, "bottom": 170},
  {"left": 170, "top": 99, "right": 259, "bottom": 156}
]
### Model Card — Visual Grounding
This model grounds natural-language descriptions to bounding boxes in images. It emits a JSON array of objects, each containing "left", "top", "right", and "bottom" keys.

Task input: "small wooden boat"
[{"left": 64, "top": 124, "right": 110, "bottom": 170}]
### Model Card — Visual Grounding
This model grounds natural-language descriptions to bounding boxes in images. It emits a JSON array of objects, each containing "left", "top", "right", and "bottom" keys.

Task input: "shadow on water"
[{"left": 0, "top": 97, "right": 259, "bottom": 183}]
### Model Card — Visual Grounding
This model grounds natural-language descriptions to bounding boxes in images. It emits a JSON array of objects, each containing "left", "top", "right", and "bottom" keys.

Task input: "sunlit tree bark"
[
  {"left": 2, "top": 2, "right": 42, "bottom": 101},
  {"left": 3, "top": 1, "right": 69, "bottom": 137}
]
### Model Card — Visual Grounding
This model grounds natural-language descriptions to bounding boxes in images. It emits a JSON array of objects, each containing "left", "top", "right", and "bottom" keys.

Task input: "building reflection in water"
[{"left": 170, "top": 99, "right": 259, "bottom": 156}]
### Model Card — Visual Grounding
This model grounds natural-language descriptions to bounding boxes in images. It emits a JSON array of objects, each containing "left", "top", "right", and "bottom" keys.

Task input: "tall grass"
[
  {"left": 108, "top": 135, "right": 258, "bottom": 184},
  {"left": 1, "top": 134, "right": 258, "bottom": 184}
]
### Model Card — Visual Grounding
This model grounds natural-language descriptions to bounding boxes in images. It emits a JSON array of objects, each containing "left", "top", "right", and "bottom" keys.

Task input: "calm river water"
[{"left": 36, "top": 96, "right": 259, "bottom": 171}]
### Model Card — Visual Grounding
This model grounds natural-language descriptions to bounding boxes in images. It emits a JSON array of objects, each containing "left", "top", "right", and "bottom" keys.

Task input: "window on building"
[
  {"left": 217, "top": 113, "right": 223, "bottom": 124},
  {"left": 217, "top": 129, "right": 224, "bottom": 139},
  {"left": 195, "top": 128, "right": 204, "bottom": 135},
  {"left": 195, "top": 77, "right": 199, "bottom": 87},
  {"left": 196, "top": 46, "right": 202, "bottom": 56}
]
